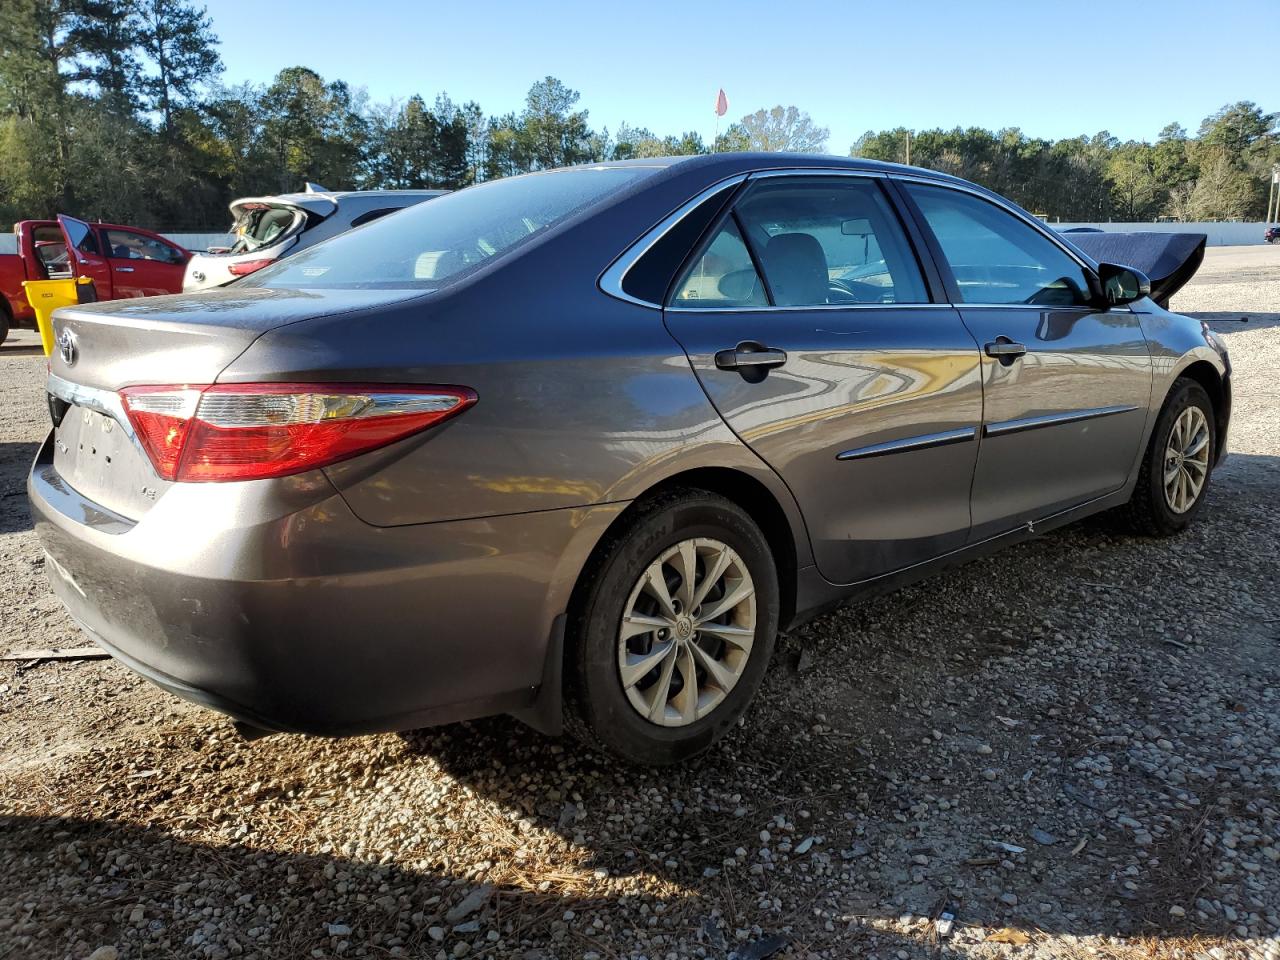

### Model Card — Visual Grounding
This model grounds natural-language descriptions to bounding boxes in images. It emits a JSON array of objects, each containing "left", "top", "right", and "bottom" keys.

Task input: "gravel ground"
[{"left": 2, "top": 246, "right": 1279, "bottom": 960}]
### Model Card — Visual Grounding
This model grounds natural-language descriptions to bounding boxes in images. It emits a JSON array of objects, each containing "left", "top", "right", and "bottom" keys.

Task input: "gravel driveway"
[{"left": 2, "top": 246, "right": 1278, "bottom": 960}]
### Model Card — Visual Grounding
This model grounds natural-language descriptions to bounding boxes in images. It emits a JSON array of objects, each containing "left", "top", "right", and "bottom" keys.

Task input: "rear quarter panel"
[{"left": 219, "top": 174, "right": 816, "bottom": 566}]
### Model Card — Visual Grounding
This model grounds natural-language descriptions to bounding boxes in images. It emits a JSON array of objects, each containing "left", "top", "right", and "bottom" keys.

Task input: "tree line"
[{"left": 2, "top": 0, "right": 1276, "bottom": 231}]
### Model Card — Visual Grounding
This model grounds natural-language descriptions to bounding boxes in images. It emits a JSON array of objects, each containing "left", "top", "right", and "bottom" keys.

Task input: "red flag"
[{"left": 714, "top": 89, "right": 729, "bottom": 117}]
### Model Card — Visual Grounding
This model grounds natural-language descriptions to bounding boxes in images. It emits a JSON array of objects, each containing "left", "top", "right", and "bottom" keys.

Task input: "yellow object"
[{"left": 23, "top": 277, "right": 93, "bottom": 356}]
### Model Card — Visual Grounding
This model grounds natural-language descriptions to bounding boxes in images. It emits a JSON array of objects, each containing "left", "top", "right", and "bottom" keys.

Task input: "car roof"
[{"left": 587, "top": 151, "right": 969, "bottom": 185}]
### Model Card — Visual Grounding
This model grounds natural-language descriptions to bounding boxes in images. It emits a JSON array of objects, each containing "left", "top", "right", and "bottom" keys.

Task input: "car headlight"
[{"left": 1201, "top": 321, "right": 1227, "bottom": 355}]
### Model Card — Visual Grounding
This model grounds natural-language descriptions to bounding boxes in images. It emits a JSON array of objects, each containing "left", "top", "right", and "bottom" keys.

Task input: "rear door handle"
[
  {"left": 984, "top": 338, "right": 1027, "bottom": 364},
  {"left": 715, "top": 341, "right": 788, "bottom": 373},
  {"left": 114, "top": 266, "right": 134, "bottom": 273}
]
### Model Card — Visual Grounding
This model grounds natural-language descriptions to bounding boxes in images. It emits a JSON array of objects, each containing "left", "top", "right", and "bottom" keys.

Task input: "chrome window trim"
[
  {"left": 836, "top": 426, "right": 976, "bottom": 461},
  {"left": 984, "top": 404, "right": 1139, "bottom": 438},
  {"left": 597, "top": 174, "right": 749, "bottom": 309},
  {"left": 665, "top": 302, "right": 957, "bottom": 315}
]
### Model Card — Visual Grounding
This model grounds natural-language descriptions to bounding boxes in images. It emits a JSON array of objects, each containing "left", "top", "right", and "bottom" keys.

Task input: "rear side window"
[
  {"left": 670, "top": 218, "right": 768, "bottom": 309},
  {"left": 248, "top": 167, "right": 657, "bottom": 290},
  {"left": 733, "top": 178, "right": 928, "bottom": 306},
  {"left": 905, "top": 183, "right": 1092, "bottom": 306}
]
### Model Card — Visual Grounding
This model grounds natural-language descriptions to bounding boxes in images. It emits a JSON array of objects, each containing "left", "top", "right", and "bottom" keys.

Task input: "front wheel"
[
  {"left": 565, "top": 490, "right": 779, "bottom": 765},
  {"left": 1121, "top": 378, "right": 1216, "bottom": 536}
]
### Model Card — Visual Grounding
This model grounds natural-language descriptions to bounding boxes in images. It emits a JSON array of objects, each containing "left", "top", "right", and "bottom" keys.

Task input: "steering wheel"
[{"left": 828, "top": 277, "right": 887, "bottom": 304}]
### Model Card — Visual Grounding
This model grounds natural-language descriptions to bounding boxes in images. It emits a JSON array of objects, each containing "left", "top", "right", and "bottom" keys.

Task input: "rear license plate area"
[{"left": 52, "top": 406, "right": 158, "bottom": 518}]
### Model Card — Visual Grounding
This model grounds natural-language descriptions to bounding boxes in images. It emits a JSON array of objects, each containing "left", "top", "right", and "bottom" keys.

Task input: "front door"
[
  {"left": 664, "top": 175, "right": 983, "bottom": 585},
  {"left": 56, "top": 215, "right": 113, "bottom": 295},
  {"left": 101, "top": 227, "right": 188, "bottom": 297},
  {"left": 901, "top": 182, "right": 1152, "bottom": 540}
]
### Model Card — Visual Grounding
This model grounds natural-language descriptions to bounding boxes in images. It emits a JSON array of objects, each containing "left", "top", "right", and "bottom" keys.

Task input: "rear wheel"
[
  {"left": 565, "top": 490, "right": 779, "bottom": 765},
  {"left": 0, "top": 304, "right": 10, "bottom": 347},
  {"left": 1121, "top": 378, "right": 1215, "bottom": 536}
]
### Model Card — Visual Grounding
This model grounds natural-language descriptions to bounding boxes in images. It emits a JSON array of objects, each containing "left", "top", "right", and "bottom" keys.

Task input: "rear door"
[
  {"left": 57, "top": 215, "right": 113, "bottom": 297},
  {"left": 101, "top": 228, "right": 188, "bottom": 297},
  {"left": 664, "top": 174, "right": 983, "bottom": 585},
  {"left": 899, "top": 181, "right": 1151, "bottom": 540}
]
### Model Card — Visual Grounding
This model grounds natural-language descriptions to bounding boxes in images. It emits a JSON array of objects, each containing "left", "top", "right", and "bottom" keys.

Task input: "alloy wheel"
[
  {"left": 1163, "top": 406, "right": 1210, "bottom": 514},
  {"left": 616, "top": 537, "right": 756, "bottom": 727}
]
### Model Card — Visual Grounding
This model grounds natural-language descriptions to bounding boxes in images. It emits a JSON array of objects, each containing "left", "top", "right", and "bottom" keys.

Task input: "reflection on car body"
[{"left": 30, "top": 153, "right": 1229, "bottom": 765}]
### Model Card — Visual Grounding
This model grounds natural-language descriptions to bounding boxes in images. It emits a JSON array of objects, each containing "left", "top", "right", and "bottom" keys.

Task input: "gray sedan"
[{"left": 29, "top": 154, "right": 1231, "bottom": 765}]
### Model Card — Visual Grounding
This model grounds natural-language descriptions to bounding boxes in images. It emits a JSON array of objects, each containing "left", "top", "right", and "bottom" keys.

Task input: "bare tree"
[{"left": 718, "top": 105, "right": 828, "bottom": 153}]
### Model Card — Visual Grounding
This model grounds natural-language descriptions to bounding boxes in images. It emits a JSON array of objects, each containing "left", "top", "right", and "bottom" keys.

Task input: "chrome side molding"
[
  {"left": 984, "top": 404, "right": 1139, "bottom": 438},
  {"left": 837, "top": 426, "right": 976, "bottom": 461}
]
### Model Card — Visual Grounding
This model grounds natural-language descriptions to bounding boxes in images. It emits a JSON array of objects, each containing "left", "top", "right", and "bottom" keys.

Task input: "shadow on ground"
[{"left": 0, "top": 442, "right": 38, "bottom": 534}]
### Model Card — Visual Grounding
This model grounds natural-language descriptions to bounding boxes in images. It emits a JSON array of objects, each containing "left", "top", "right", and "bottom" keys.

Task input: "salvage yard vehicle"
[
  {"left": 0, "top": 215, "right": 189, "bottom": 345},
  {"left": 182, "top": 186, "right": 446, "bottom": 290},
  {"left": 29, "top": 154, "right": 1231, "bottom": 765}
]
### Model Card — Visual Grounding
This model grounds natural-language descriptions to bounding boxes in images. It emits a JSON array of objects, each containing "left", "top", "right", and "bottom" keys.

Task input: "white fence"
[
  {"left": 0, "top": 232, "right": 232, "bottom": 255},
  {"left": 1053, "top": 222, "right": 1270, "bottom": 246}
]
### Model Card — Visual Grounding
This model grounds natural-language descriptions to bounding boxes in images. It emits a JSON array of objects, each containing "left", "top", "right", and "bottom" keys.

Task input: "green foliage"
[
  {"left": 0, "top": 3, "right": 1275, "bottom": 231},
  {"left": 852, "top": 104, "right": 1278, "bottom": 221}
]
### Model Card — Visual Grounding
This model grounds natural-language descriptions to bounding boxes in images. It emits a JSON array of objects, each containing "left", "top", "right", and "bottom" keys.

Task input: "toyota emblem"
[{"left": 57, "top": 328, "right": 78, "bottom": 366}]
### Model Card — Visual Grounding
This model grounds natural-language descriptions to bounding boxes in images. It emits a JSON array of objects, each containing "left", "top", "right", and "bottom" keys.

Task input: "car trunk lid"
[{"left": 45, "top": 286, "right": 425, "bottom": 519}]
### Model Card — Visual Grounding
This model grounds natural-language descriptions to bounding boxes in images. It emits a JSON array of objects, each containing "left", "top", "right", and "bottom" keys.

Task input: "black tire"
[
  {"left": 1121, "top": 378, "right": 1215, "bottom": 536},
  {"left": 564, "top": 489, "right": 779, "bottom": 765},
  {"left": 0, "top": 305, "right": 10, "bottom": 347}
]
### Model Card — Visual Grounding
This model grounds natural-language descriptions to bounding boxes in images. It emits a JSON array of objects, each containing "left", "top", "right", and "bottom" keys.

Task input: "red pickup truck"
[{"left": 0, "top": 215, "right": 190, "bottom": 344}]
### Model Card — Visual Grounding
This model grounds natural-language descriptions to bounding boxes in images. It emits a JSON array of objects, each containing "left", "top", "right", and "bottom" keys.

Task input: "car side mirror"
[{"left": 1095, "top": 262, "right": 1151, "bottom": 307}]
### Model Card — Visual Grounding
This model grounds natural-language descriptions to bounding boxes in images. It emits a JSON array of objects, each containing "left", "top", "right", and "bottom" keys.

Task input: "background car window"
[
  {"left": 669, "top": 218, "right": 767, "bottom": 308},
  {"left": 905, "top": 183, "right": 1092, "bottom": 306},
  {"left": 105, "top": 229, "right": 182, "bottom": 264},
  {"left": 733, "top": 178, "right": 928, "bottom": 307}
]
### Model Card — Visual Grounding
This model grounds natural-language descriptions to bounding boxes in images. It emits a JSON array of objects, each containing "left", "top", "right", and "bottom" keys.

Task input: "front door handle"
[
  {"left": 984, "top": 337, "right": 1027, "bottom": 365},
  {"left": 715, "top": 341, "right": 788, "bottom": 374}
]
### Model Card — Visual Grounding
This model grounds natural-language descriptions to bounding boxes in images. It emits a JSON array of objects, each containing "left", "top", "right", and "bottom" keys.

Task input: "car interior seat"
[{"left": 761, "top": 233, "right": 829, "bottom": 306}]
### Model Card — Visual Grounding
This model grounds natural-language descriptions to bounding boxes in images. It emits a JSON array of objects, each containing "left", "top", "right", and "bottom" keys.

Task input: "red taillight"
[
  {"left": 227, "top": 258, "right": 275, "bottom": 277},
  {"left": 120, "top": 383, "right": 476, "bottom": 482}
]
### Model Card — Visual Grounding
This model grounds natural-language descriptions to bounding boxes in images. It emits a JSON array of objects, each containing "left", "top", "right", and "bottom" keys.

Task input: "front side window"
[
  {"left": 248, "top": 166, "right": 657, "bottom": 290},
  {"left": 905, "top": 183, "right": 1092, "bottom": 306},
  {"left": 734, "top": 178, "right": 928, "bottom": 307},
  {"left": 106, "top": 229, "right": 182, "bottom": 264},
  {"left": 670, "top": 218, "right": 767, "bottom": 308}
]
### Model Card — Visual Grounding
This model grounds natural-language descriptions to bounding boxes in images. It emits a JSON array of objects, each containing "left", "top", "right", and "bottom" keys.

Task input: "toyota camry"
[{"left": 29, "top": 153, "right": 1230, "bottom": 764}]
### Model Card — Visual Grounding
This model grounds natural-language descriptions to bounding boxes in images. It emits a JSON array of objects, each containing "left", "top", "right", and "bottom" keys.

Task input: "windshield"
[
  {"left": 230, "top": 205, "right": 304, "bottom": 254},
  {"left": 246, "top": 166, "right": 657, "bottom": 290}
]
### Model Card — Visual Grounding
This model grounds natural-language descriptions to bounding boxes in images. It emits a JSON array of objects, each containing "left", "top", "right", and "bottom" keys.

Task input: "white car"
[{"left": 183, "top": 185, "right": 445, "bottom": 291}]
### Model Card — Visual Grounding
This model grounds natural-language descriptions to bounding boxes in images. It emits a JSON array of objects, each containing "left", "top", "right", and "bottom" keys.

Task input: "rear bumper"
[{"left": 28, "top": 432, "right": 624, "bottom": 735}]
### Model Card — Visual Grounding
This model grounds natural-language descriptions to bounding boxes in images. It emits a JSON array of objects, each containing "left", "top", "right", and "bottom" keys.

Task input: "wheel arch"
[
  {"left": 1172, "top": 358, "right": 1229, "bottom": 465},
  {"left": 567, "top": 466, "right": 803, "bottom": 637}
]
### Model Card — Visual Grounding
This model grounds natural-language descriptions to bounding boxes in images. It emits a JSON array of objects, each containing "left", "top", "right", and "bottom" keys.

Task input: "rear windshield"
[
  {"left": 245, "top": 166, "right": 656, "bottom": 290},
  {"left": 230, "top": 205, "right": 303, "bottom": 254}
]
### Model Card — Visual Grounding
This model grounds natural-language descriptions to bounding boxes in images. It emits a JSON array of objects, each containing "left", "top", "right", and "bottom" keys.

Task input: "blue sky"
[{"left": 211, "top": 0, "right": 1273, "bottom": 150}]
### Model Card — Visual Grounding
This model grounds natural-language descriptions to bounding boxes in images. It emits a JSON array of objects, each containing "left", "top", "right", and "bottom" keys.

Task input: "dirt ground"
[{"left": 2, "top": 246, "right": 1279, "bottom": 960}]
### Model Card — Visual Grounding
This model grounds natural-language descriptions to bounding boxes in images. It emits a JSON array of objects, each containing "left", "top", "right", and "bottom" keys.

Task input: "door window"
[
  {"left": 733, "top": 178, "right": 928, "bottom": 306},
  {"left": 670, "top": 218, "right": 767, "bottom": 308},
  {"left": 105, "top": 229, "right": 183, "bottom": 264},
  {"left": 905, "top": 183, "right": 1092, "bottom": 307}
]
